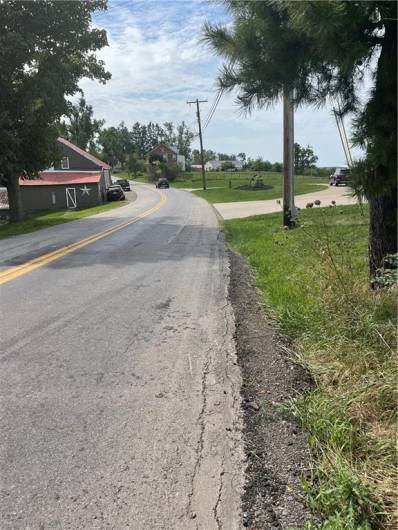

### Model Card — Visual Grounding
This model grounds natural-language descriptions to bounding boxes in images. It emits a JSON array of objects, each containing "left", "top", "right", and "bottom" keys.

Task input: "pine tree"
[{"left": 204, "top": 0, "right": 397, "bottom": 281}]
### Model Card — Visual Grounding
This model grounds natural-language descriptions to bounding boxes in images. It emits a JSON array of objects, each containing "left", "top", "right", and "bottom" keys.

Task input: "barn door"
[{"left": 66, "top": 187, "right": 77, "bottom": 209}]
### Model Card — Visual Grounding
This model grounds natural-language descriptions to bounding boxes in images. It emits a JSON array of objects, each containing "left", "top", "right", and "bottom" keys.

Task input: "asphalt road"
[{"left": 0, "top": 184, "right": 243, "bottom": 530}]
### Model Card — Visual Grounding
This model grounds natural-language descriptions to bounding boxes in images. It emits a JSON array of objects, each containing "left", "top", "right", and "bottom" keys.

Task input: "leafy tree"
[
  {"left": 247, "top": 157, "right": 272, "bottom": 172},
  {"left": 126, "top": 153, "right": 144, "bottom": 177},
  {"left": 294, "top": 143, "right": 318, "bottom": 175},
  {"left": 162, "top": 122, "right": 175, "bottom": 145},
  {"left": 98, "top": 122, "right": 133, "bottom": 168},
  {"left": 221, "top": 160, "right": 235, "bottom": 171},
  {"left": 217, "top": 153, "right": 236, "bottom": 161},
  {"left": 131, "top": 122, "right": 148, "bottom": 158},
  {"left": 204, "top": 0, "right": 397, "bottom": 280},
  {"left": 0, "top": 0, "right": 110, "bottom": 221},
  {"left": 191, "top": 149, "right": 217, "bottom": 164},
  {"left": 59, "top": 97, "right": 104, "bottom": 151},
  {"left": 237, "top": 152, "right": 246, "bottom": 162},
  {"left": 176, "top": 121, "right": 195, "bottom": 161},
  {"left": 98, "top": 127, "right": 123, "bottom": 167},
  {"left": 272, "top": 162, "right": 283, "bottom": 173}
]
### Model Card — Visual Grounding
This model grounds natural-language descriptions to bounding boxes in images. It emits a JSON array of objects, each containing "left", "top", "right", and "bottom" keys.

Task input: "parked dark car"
[
  {"left": 329, "top": 167, "right": 351, "bottom": 186},
  {"left": 156, "top": 177, "right": 169, "bottom": 189},
  {"left": 107, "top": 185, "right": 126, "bottom": 201},
  {"left": 116, "top": 178, "right": 131, "bottom": 191}
]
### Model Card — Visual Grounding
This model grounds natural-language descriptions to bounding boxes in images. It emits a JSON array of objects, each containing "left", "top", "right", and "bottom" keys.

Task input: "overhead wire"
[
  {"left": 202, "top": 88, "right": 224, "bottom": 131},
  {"left": 202, "top": 60, "right": 235, "bottom": 131}
]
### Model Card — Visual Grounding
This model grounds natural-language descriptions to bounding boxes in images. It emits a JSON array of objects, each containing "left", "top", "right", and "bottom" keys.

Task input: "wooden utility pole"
[
  {"left": 283, "top": 89, "right": 296, "bottom": 227},
  {"left": 187, "top": 99, "right": 207, "bottom": 190}
]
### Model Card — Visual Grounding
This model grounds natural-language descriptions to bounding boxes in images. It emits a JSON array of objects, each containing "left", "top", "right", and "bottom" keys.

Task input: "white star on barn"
[{"left": 80, "top": 185, "right": 91, "bottom": 196}]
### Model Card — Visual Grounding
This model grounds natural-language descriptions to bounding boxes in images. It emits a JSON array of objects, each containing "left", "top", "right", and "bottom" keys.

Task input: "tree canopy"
[
  {"left": 294, "top": 143, "right": 318, "bottom": 175},
  {"left": 98, "top": 121, "right": 195, "bottom": 166},
  {"left": 59, "top": 97, "right": 104, "bottom": 151},
  {"left": 0, "top": 0, "right": 110, "bottom": 221}
]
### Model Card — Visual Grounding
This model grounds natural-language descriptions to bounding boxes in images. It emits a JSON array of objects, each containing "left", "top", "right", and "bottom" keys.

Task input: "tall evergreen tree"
[{"left": 204, "top": 0, "right": 397, "bottom": 281}]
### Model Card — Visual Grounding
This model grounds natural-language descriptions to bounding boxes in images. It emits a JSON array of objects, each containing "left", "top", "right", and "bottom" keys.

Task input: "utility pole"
[
  {"left": 187, "top": 99, "right": 207, "bottom": 190},
  {"left": 283, "top": 89, "right": 296, "bottom": 227}
]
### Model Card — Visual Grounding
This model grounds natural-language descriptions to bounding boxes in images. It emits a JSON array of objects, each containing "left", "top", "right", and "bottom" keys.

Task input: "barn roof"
[
  {"left": 57, "top": 137, "right": 111, "bottom": 169},
  {"left": 20, "top": 172, "right": 102, "bottom": 186}
]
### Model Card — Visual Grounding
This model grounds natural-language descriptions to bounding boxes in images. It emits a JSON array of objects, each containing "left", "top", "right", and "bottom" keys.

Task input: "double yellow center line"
[{"left": 0, "top": 191, "right": 166, "bottom": 286}]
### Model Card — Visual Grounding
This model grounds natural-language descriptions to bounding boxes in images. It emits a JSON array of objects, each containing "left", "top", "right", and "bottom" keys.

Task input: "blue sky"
[{"left": 80, "top": 0, "right": 367, "bottom": 166}]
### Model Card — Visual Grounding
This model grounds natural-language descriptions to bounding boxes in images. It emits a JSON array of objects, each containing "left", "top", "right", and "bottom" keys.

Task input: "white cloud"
[{"left": 80, "top": 0, "right": 366, "bottom": 166}]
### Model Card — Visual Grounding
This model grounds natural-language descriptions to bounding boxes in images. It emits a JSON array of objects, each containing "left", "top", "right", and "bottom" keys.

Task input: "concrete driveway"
[{"left": 214, "top": 185, "right": 359, "bottom": 220}]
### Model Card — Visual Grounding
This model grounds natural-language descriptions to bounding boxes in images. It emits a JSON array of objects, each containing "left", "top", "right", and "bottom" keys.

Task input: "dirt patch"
[
  {"left": 228, "top": 249, "right": 315, "bottom": 529},
  {"left": 236, "top": 184, "right": 273, "bottom": 191}
]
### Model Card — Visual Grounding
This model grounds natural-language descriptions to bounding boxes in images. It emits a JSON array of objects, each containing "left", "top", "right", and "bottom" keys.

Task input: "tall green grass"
[{"left": 225, "top": 205, "right": 397, "bottom": 529}]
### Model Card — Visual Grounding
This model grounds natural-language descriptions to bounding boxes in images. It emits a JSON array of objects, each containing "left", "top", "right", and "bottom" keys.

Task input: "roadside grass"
[
  {"left": 0, "top": 201, "right": 127, "bottom": 239},
  {"left": 121, "top": 170, "right": 328, "bottom": 201},
  {"left": 224, "top": 205, "right": 397, "bottom": 529}
]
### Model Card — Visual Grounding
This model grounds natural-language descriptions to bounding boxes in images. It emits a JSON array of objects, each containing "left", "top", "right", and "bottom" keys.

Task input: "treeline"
[
  {"left": 192, "top": 144, "right": 327, "bottom": 176},
  {"left": 59, "top": 98, "right": 194, "bottom": 168},
  {"left": 61, "top": 99, "right": 328, "bottom": 176}
]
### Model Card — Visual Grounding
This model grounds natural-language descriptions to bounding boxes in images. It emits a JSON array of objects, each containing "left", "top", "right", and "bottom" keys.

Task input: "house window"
[
  {"left": 61, "top": 156, "right": 69, "bottom": 169},
  {"left": 173, "top": 154, "right": 177, "bottom": 160}
]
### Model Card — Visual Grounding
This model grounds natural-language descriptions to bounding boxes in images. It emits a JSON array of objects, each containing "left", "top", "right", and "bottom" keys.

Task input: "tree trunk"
[
  {"left": 6, "top": 177, "right": 25, "bottom": 222},
  {"left": 365, "top": 10, "right": 397, "bottom": 285},
  {"left": 368, "top": 187, "right": 397, "bottom": 285}
]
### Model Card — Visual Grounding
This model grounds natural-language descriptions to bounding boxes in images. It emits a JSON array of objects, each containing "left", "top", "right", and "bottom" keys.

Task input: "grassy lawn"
[
  {"left": 119, "top": 170, "right": 328, "bottom": 202},
  {"left": 187, "top": 171, "right": 327, "bottom": 203},
  {"left": 224, "top": 205, "right": 397, "bottom": 529},
  {"left": 0, "top": 201, "right": 127, "bottom": 240}
]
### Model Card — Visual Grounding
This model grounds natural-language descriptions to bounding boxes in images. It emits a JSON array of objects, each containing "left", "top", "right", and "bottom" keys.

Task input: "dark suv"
[
  {"left": 329, "top": 167, "right": 351, "bottom": 186},
  {"left": 107, "top": 185, "right": 126, "bottom": 201},
  {"left": 156, "top": 178, "right": 169, "bottom": 189},
  {"left": 116, "top": 179, "right": 131, "bottom": 191}
]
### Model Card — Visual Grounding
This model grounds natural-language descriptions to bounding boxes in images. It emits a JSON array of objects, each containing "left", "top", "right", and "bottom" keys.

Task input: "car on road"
[
  {"left": 329, "top": 167, "right": 351, "bottom": 186},
  {"left": 115, "top": 179, "right": 131, "bottom": 191},
  {"left": 107, "top": 185, "right": 126, "bottom": 201},
  {"left": 156, "top": 177, "right": 170, "bottom": 189}
]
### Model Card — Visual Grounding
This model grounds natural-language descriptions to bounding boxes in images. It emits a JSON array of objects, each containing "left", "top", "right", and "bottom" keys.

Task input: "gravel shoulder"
[{"left": 228, "top": 250, "right": 315, "bottom": 529}]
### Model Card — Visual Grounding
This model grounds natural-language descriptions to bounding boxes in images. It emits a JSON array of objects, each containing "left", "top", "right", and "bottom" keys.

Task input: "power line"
[
  {"left": 203, "top": 88, "right": 223, "bottom": 131},
  {"left": 202, "top": 60, "right": 235, "bottom": 130}
]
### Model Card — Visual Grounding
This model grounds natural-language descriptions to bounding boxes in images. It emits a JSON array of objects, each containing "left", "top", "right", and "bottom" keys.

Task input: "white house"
[{"left": 205, "top": 159, "right": 244, "bottom": 171}]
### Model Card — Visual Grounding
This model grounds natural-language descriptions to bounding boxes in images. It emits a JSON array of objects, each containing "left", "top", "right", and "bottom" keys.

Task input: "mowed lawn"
[
  {"left": 225, "top": 205, "right": 397, "bottom": 529},
  {"left": 0, "top": 200, "right": 127, "bottom": 239},
  {"left": 178, "top": 171, "right": 328, "bottom": 203}
]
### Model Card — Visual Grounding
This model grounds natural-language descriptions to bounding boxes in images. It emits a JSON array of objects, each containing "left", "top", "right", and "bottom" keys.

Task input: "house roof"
[
  {"left": 57, "top": 137, "right": 111, "bottom": 169},
  {"left": 147, "top": 143, "right": 179, "bottom": 155},
  {"left": 20, "top": 172, "right": 102, "bottom": 186}
]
